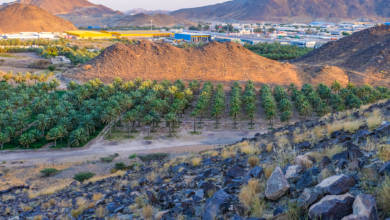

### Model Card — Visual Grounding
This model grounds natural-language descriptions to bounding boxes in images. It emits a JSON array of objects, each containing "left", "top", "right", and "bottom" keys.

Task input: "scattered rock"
[
  {"left": 297, "top": 188, "right": 323, "bottom": 209},
  {"left": 308, "top": 193, "right": 354, "bottom": 220},
  {"left": 285, "top": 165, "right": 303, "bottom": 182},
  {"left": 379, "top": 161, "right": 390, "bottom": 176},
  {"left": 316, "top": 174, "right": 355, "bottom": 195},
  {"left": 202, "top": 190, "right": 231, "bottom": 220},
  {"left": 265, "top": 167, "right": 290, "bottom": 201},
  {"left": 295, "top": 154, "right": 315, "bottom": 168},
  {"left": 342, "top": 194, "right": 378, "bottom": 220}
]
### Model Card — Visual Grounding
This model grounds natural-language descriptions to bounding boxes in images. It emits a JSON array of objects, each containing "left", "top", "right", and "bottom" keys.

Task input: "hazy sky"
[{"left": 0, "top": 0, "right": 228, "bottom": 10}]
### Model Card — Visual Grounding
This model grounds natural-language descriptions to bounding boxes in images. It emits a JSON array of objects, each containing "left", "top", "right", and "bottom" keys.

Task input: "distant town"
[{"left": 1, "top": 21, "right": 388, "bottom": 48}]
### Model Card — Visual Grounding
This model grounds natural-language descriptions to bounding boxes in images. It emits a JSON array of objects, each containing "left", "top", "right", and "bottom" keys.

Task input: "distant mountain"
[
  {"left": 112, "top": 13, "right": 195, "bottom": 28},
  {"left": 0, "top": 3, "right": 76, "bottom": 33},
  {"left": 126, "top": 8, "right": 170, "bottom": 16},
  {"left": 15, "top": 0, "right": 121, "bottom": 27},
  {"left": 295, "top": 25, "right": 390, "bottom": 86},
  {"left": 172, "top": 0, "right": 390, "bottom": 22}
]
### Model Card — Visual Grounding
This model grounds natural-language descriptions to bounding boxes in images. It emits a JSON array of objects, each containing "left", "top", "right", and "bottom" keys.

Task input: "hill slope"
[
  {"left": 0, "top": 3, "right": 76, "bottom": 33},
  {"left": 16, "top": 0, "right": 121, "bottom": 27},
  {"left": 66, "top": 41, "right": 304, "bottom": 85},
  {"left": 295, "top": 25, "right": 390, "bottom": 86},
  {"left": 17, "top": 0, "right": 116, "bottom": 15},
  {"left": 112, "top": 13, "right": 195, "bottom": 27},
  {"left": 172, "top": 0, "right": 389, "bottom": 22}
]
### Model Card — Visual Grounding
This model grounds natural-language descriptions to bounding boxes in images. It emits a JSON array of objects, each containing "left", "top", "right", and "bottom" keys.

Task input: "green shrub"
[
  {"left": 48, "top": 65, "right": 56, "bottom": 71},
  {"left": 138, "top": 153, "right": 168, "bottom": 163},
  {"left": 40, "top": 168, "right": 60, "bottom": 177},
  {"left": 100, "top": 153, "right": 119, "bottom": 163},
  {"left": 74, "top": 172, "right": 95, "bottom": 182},
  {"left": 129, "top": 154, "right": 137, "bottom": 159},
  {"left": 114, "top": 162, "right": 127, "bottom": 170}
]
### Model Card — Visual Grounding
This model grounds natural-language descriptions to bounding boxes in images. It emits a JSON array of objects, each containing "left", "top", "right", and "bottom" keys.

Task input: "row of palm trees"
[{"left": 0, "top": 77, "right": 389, "bottom": 150}]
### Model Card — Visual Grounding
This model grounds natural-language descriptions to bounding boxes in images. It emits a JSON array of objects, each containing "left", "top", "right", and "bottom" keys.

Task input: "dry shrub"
[
  {"left": 264, "top": 164, "right": 276, "bottom": 179},
  {"left": 240, "top": 142, "right": 259, "bottom": 155},
  {"left": 92, "top": 193, "right": 103, "bottom": 201},
  {"left": 276, "top": 135, "right": 290, "bottom": 148},
  {"left": 142, "top": 205, "right": 154, "bottom": 220},
  {"left": 202, "top": 150, "right": 219, "bottom": 157},
  {"left": 28, "top": 179, "right": 73, "bottom": 199},
  {"left": 343, "top": 120, "right": 364, "bottom": 133},
  {"left": 146, "top": 171, "right": 157, "bottom": 182},
  {"left": 266, "top": 143, "right": 273, "bottom": 153},
  {"left": 313, "top": 126, "right": 326, "bottom": 140},
  {"left": 191, "top": 157, "right": 202, "bottom": 167},
  {"left": 87, "top": 170, "right": 126, "bottom": 184},
  {"left": 378, "top": 145, "right": 390, "bottom": 162},
  {"left": 238, "top": 179, "right": 265, "bottom": 218},
  {"left": 366, "top": 109, "right": 384, "bottom": 130},
  {"left": 275, "top": 147, "right": 297, "bottom": 168},
  {"left": 221, "top": 147, "right": 237, "bottom": 159},
  {"left": 377, "top": 176, "right": 390, "bottom": 216},
  {"left": 71, "top": 197, "right": 90, "bottom": 218},
  {"left": 95, "top": 206, "right": 106, "bottom": 218},
  {"left": 248, "top": 156, "right": 260, "bottom": 168}
]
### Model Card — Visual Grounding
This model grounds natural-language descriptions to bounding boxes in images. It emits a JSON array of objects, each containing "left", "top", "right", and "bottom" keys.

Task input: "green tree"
[
  {"left": 212, "top": 84, "right": 225, "bottom": 128},
  {"left": 230, "top": 82, "right": 242, "bottom": 129},
  {"left": 0, "top": 132, "right": 10, "bottom": 150}
]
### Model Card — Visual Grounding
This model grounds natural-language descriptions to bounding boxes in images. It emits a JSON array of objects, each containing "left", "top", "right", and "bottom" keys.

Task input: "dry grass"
[
  {"left": 378, "top": 145, "right": 390, "bottom": 162},
  {"left": 276, "top": 135, "right": 291, "bottom": 148},
  {"left": 240, "top": 142, "right": 259, "bottom": 155},
  {"left": 71, "top": 197, "right": 92, "bottom": 218},
  {"left": 191, "top": 157, "right": 202, "bottom": 167},
  {"left": 238, "top": 179, "right": 265, "bottom": 218},
  {"left": 87, "top": 170, "right": 126, "bottom": 184},
  {"left": 275, "top": 147, "right": 297, "bottom": 168},
  {"left": 307, "top": 145, "right": 344, "bottom": 162},
  {"left": 142, "top": 205, "right": 154, "bottom": 220},
  {"left": 202, "top": 150, "right": 219, "bottom": 157},
  {"left": 146, "top": 171, "right": 157, "bottom": 182},
  {"left": 28, "top": 179, "right": 73, "bottom": 199},
  {"left": 313, "top": 126, "right": 327, "bottom": 140},
  {"left": 318, "top": 168, "right": 334, "bottom": 182},
  {"left": 377, "top": 176, "right": 390, "bottom": 216},
  {"left": 221, "top": 147, "right": 237, "bottom": 159},
  {"left": 95, "top": 206, "right": 106, "bottom": 218},
  {"left": 264, "top": 164, "right": 276, "bottom": 179},
  {"left": 92, "top": 193, "right": 103, "bottom": 201},
  {"left": 266, "top": 143, "right": 273, "bottom": 153},
  {"left": 326, "top": 119, "right": 364, "bottom": 136},
  {"left": 248, "top": 156, "right": 260, "bottom": 168},
  {"left": 366, "top": 109, "right": 384, "bottom": 130}
]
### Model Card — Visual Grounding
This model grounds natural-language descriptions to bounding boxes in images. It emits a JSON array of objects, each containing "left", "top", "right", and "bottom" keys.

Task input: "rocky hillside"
[
  {"left": 66, "top": 41, "right": 304, "bottom": 85},
  {"left": 14, "top": 0, "right": 121, "bottom": 27},
  {"left": 1, "top": 99, "right": 390, "bottom": 219},
  {"left": 295, "top": 25, "right": 390, "bottom": 86},
  {"left": 111, "top": 13, "right": 195, "bottom": 27},
  {"left": 0, "top": 3, "right": 76, "bottom": 33},
  {"left": 172, "top": 0, "right": 389, "bottom": 22}
]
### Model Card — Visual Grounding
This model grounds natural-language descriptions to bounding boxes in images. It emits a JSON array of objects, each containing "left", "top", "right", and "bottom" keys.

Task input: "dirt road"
[{"left": 0, "top": 130, "right": 260, "bottom": 165}]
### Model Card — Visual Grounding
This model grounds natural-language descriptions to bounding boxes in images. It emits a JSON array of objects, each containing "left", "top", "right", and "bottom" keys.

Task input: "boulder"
[
  {"left": 226, "top": 165, "right": 246, "bottom": 179},
  {"left": 379, "top": 161, "right": 390, "bottom": 176},
  {"left": 297, "top": 188, "right": 323, "bottom": 209},
  {"left": 247, "top": 166, "right": 264, "bottom": 179},
  {"left": 316, "top": 174, "right": 355, "bottom": 195},
  {"left": 295, "top": 154, "right": 315, "bottom": 168},
  {"left": 308, "top": 193, "right": 355, "bottom": 220},
  {"left": 285, "top": 165, "right": 303, "bottom": 182},
  {"left": 265, "top": 167, "right": 290, "bottom": 200},
  {"left": 202, "top": 190, "right": 231, "bottom": 220},
  {"left": 341, "top": 194, "right": 378, "bottom": 220},
  {"left": 296, "top": 167, "right": 320, "bottom": 190}
]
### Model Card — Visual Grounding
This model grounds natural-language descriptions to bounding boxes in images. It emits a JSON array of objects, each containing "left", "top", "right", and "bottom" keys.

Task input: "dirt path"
[{"left": 0, "top": 130, "right": 261, "bottom": 166}]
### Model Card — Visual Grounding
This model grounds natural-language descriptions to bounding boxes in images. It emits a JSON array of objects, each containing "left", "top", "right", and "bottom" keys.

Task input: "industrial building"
[
  {"left": 2, "top": 32, "right": 57, "bottom": 39},
  {"left": 65, "top": 30, "right": 174, "bottom": 40},
  {"left": 174, "top": 33, "right": 211, "bottom": 43}
]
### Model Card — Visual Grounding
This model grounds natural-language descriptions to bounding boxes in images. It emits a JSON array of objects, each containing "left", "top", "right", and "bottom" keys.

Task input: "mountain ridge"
[{"left": 172, "top": 0, "right": 390, "bottom": 22}]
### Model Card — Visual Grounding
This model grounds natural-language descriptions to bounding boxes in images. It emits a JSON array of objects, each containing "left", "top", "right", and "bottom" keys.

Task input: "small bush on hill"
[
  {"left": 40, "top": 168, "right": 60, "bottom": 177},
  {"left": 138, "top": 153, "right": 168, "bottom": 163},
  {"left": 100, "top": 153, "right": 119, "bottom": 163},
  {"left": 74, "top": 172, "right": 95, "bottom": 182}
]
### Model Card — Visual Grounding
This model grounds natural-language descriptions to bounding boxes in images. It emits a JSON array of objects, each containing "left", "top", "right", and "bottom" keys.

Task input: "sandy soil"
[
  {"left": 0, "top": 129, "right": 260, "bottom": 166},
  {"left": 0, "top": 52, "right": 48, "bottom": 73}
]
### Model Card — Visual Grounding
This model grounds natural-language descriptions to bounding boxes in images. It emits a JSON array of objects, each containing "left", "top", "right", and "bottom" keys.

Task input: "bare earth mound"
[
  {"left": 295, "top": 25, "right": 390, "bottom": 86},
  {"left": 66, "top": 41, "right": 304, "bottom": 85},
  {"left": 0, "top": 3, "right": 76, "bottom": 33}
]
